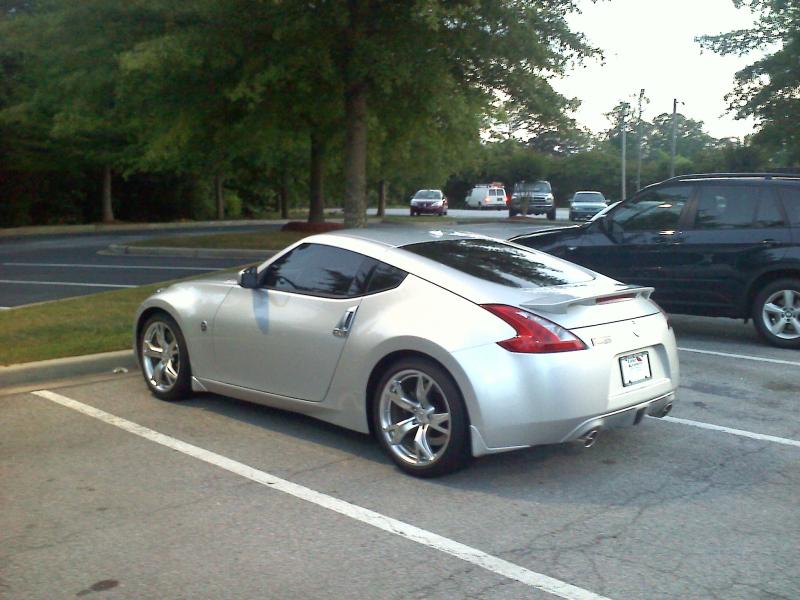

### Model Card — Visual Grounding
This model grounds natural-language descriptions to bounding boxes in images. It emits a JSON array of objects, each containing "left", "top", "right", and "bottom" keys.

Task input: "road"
[
  {"left": 1, "top": 318, "right": 798, "bottom": 599},
  {"left": 0, "top": 224, "right": 273, "bottom": 308}
]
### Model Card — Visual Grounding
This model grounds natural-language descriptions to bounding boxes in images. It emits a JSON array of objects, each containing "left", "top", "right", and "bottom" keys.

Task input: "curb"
[
  {"left": 102, "top": 245, "right": 277, "bottom": 260},
  {"left": 0, "top": 350, "right": 138, "bottom": 389}
]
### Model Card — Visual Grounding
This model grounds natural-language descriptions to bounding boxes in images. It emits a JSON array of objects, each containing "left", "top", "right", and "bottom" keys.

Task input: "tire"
[
  {"left": 372, "top": 357, "right": 470, "bottom": 477},
  {"left": 138, "top": 312, "right": 192, "bottom": 400},
  {"left": 410, "top": 210, "right": 415, "bottom": 216},
  {"left": 547, "top": 208, "right": 556, "bottom": 221},
  {"left": 752, "top": 278, "right": 800, "bottom": 349},
  {"left": 509, "top": 209, "right": 518, "bottom": 218}
]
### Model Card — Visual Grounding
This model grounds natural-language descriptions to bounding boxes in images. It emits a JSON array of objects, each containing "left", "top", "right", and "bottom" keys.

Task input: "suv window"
[
  {"left": 693, "top": 185, "right": 761, "bottom": 229},
  {"left": 610, "top": 185, "right": 691, "bottom": 231},
  {"left": 780, "top": 187, "right": 800, "bottom": 226},
  {"left": 402, "top": 239, "right": 593, "bottom": 288},
  {"left": 263, "top": 243, "right": 367, "bottom": 298},
  {"left": 753, "top": 192, "right": 785, "bottom": 228}
]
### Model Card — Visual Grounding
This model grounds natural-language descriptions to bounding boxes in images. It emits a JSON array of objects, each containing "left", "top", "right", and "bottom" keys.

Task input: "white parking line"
[
  {"left": 3, "top": 262, "right": 222, "bottom": 271},
  {"left": 0, "top": 279, "right": 136, "bottom": 288},
  {"left": 658, "top": 415, "right": 800, "bottom": 448},
  {"left": 32, "top": 389, "right": 610, "bottom": 600},
  {"left": 678, "top": 346, "right": 800, "bottom": 367}
]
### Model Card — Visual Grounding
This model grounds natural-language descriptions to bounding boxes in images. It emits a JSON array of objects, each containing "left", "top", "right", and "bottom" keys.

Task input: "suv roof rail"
[{"left": 662, "top": 172, "right": 800, "bottom": 183}]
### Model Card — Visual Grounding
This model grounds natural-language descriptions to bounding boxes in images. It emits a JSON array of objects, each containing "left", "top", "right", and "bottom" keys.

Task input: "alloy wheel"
[
  {"left": 141, "top": 321, "right": 181, "bottom": 392},
  {"left": 761, "top": 289, "right": 800, "bottom": 340},
  {"left": 378, "top": 369, "right": 451, "bottom": 467}
]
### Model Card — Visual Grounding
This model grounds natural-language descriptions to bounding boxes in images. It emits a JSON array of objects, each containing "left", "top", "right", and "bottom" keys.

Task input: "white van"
[{"left": 465, "top": 184, "right": 507, "bottom": 210}]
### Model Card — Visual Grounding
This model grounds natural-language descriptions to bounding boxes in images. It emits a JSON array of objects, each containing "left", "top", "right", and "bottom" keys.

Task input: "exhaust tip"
[
  {"left": 661, "top": 403, "right": 673, "bottom": 417},
  {"left": 581, "top": 429, "right": 599, "bottom": 448}
]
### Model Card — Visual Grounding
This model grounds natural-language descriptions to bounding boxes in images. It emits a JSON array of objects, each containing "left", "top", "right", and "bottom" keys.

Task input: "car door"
[
  {"left": 566, "top": 185, "right": 693, "bottom": 289},
  {"left": 209, "top": 243, "right": 370, "bottom": 402},
  {"left": 662, "top": 184, "right": 791, "bottom": 315}
]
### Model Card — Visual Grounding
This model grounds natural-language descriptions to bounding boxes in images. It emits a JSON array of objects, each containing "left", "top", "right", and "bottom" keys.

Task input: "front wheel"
[
  {"left": 752, "top": 279, "right": 800, "bottom": 349},
  {"left": 139, "top": 313, "right": 192, "bottom": 400},
  {"left": 373, "top": 358, "right": 470, "bottom": 477},
  {"left": 547, "top": 208, "right": 556, "bottom": 221}
]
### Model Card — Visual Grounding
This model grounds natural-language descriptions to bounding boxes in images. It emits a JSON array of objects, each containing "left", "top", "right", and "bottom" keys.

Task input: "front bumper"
[{"left": 411, "top": 204, "right": 446, "bottom": 214}]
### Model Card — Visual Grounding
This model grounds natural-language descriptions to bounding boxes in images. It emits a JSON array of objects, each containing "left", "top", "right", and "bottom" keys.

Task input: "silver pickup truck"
[{"left": 509, "top": 180, "right": 555, "bottom": 219}]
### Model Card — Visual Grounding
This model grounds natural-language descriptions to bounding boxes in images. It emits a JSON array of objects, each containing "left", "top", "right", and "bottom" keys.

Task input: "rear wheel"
[
  {"left": 509, "top": 209, "right": 518, "bottom": 218},
  {"left": 139, "top": 313, "right": 192, "bottom": 400},
  {"left": 373, "top": 357, "right": 470, "bottom": 477},
  {"left": 753, "top": 279, "right": 800, "bottom": 349}
]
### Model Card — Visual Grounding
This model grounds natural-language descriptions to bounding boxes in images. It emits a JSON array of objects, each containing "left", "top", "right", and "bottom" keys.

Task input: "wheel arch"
[
  {"left": 364, "top": 350, "right": 471, "bottom": 436},
  {"left": 134, "top": 305, "right": 182, "bottom": 364},
  {"left": 745, "top": 268, "right": 800, "bottom": 316}
]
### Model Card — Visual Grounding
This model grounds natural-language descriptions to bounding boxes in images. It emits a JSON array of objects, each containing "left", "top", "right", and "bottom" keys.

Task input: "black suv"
[{"left": 510, "top": 174, "right": 800, "bottom": 348}]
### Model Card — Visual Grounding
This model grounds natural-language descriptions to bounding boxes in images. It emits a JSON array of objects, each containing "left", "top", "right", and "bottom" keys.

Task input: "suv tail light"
[{"left": 481, "top": 304, "right": 587, "bottom": 353}]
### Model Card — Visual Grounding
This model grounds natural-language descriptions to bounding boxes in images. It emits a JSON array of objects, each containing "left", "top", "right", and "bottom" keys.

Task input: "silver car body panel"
[{"left": 134, "top": 228, "right": 679, "bottom": 457}]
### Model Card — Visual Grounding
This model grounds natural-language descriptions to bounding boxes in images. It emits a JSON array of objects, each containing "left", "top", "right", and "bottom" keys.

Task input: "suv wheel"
[
  {"left": 752, "top": 279, "right": 800, "bottom": 349},
  {"left": 546, "top": 208, "right": 556, "bottom": 221}
]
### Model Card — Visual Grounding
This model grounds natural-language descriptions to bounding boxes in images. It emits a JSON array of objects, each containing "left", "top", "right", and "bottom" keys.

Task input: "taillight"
[{"left": 481, "top": 304, "right": 587, "bottom": 353}]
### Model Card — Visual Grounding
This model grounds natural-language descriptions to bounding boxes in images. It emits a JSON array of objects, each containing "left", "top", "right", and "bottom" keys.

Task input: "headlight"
[{"left": 547, "top": 194, "right": 554, "bottom": 201}]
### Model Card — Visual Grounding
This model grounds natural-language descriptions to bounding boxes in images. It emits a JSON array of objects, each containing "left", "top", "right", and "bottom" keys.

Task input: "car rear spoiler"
[{"left": 520, "top": 286, "right": 655, "bottom": 314}]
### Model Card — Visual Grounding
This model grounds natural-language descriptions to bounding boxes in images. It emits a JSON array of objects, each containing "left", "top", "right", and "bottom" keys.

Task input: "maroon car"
[{"left": 410, "top": 189, "right": 448, "bottom": 216}]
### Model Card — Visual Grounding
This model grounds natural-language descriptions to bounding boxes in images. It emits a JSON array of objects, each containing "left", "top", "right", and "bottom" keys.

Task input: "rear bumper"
[{"left": 450, "top": 312, "right": 680, "bottom": 456}]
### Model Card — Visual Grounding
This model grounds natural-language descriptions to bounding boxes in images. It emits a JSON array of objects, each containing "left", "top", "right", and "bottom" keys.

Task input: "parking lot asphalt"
[
  {"left": 0, "top": 224, "right": 273, "bottom": 307},
  {"left": 2, "top": 320, "right": 798, "bottom": 600}
]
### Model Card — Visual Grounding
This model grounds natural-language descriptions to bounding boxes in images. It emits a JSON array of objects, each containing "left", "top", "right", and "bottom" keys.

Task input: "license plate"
[{"left": 619, "top": 351, "right": 652, "bottom": 386}]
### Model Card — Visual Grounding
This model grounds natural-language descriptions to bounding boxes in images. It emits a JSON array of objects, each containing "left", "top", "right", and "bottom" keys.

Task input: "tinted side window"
[
  {"left": 754, "top": 192, "right": 785, "bottom": 228},
  {"left": 263, "top": 243, "right": 367, "bottom": 298},
  {"left": 611, "top": 185, "right": 691, "bottom": 231},
  {"left": 366, "top": 263, "right": 407, "bottom": 294},
  {"left": 780, "top": 187, "right": 800, "bottom": 226},
  {"left": 693, "top": 185, "right": 759, "bottom": 229}
]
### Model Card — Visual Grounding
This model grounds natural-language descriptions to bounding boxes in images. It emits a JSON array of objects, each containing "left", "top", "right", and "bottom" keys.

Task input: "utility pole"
[
  {"left": 636, "top": 89, "right": 645, "bottom": 191},
  {"left": 621, "top": 103, "right": 628, "bottom": 202},
  {"left": 669, "top": 98, "right": 681, "bottom": 178}
]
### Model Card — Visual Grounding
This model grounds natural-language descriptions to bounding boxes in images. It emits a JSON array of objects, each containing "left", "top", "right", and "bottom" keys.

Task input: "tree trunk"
[
  {"left": 377, "top": 179, "right": 386, "bottom": 217},
  {"left": 102, "top": 166, "right": 114, "bottom": 223},
  {"left": 343, "top": 83, "right": 368, "bottom": 228},
  {"left": 308, "top": 132, "right": 326, "bottom": 224},
  {"left": 214, "top": 174, "right": 225, "bottom": 220},
  {"left": 279, "top": 172, "right": 289, "bottom": 220}
]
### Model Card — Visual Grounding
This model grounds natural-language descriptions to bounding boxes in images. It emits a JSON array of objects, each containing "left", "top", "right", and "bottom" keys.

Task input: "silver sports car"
[{"left": 134, "top": 229, "right": 679, "bottom": 477}]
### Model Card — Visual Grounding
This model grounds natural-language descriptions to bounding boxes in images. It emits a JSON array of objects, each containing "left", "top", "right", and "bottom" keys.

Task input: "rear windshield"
[{"left": 401, "top": 239, "right": 593, "bottom": 288}]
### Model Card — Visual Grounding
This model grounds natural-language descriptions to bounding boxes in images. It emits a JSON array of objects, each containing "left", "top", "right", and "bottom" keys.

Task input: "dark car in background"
[
  {"left": 569, "top": 191, "right": 608, "bottom": 221},
  {"left": 410, "top": 189, "right": 448, "bottom": 216},
  {"left": 511, "top": 174, "right": 800, "bottom": 348}
]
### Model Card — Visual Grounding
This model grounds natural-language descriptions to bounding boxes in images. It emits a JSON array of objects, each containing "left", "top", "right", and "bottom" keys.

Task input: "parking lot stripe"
[
  {"left": 32, "top": 389, "right": 610, "bottom": 600},
  {"left": 0, "top": 279, "right": 136, "bottom": 288},
  {"left": 657, "top": 415, "right": 800, "bottom": 448},
  {"left": 678, "top": 346, "right": 800, "bottom": 367},
  {"left": 3, "top": 262, "right": 223, "bottom": 271}
]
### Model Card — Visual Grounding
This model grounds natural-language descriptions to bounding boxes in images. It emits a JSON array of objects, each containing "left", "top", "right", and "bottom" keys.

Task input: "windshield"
[
  {"left": 573, "top": 192, "right": 605, "bottom": 203},
  {"left": 414, "top": 190, "right": 442, "bottom": 200},
  {"left": 402, "top": 238, "right": 592, "bottom": 289},
  {"left": 514, "top": 181, "right": 551, "bottom": 194}
]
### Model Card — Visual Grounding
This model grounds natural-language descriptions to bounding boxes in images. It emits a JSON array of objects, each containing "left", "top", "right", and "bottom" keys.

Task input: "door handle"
[
  {"left": 761, "top": 239, "right": 779, "bottom": 247},
  {"left": 333, "top": 306, "right": 358, "bottom": 338}
]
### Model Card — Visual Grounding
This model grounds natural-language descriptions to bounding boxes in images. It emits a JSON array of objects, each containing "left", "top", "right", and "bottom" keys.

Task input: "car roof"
[{"left": 312, "top": 227, "right": 482, "bottom": 250}]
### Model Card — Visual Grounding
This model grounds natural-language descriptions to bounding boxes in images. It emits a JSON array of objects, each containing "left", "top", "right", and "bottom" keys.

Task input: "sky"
[{"left": 553, "top": 0, "right": 764, "bottom": 140}]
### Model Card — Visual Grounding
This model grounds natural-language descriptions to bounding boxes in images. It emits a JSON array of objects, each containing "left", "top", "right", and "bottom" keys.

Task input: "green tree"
[{"left": 698, "top": 0, "right": 800, "bottom": 166}]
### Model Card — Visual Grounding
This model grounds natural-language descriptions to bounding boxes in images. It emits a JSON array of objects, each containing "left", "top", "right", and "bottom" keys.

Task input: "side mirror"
[{"left": 238, "top": 266, "right": 259, "bottom": 289}]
